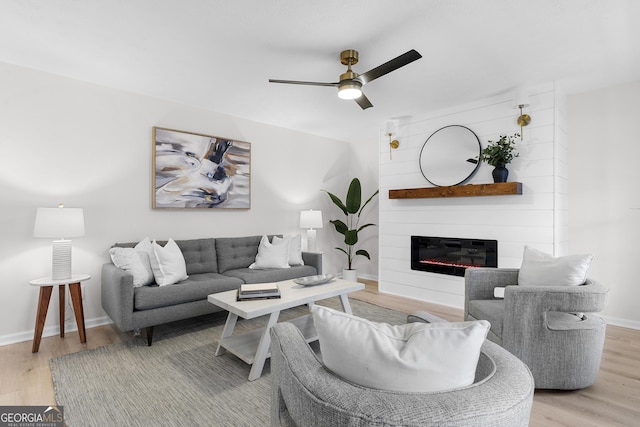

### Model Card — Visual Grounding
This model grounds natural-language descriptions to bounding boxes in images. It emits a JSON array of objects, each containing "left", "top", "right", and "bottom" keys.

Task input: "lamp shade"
[
  {"left": 299, "top": 210, "right": 323, "bottom": 229},
  {"left": 34, "top": 207, "right": 85, "bottom": 239},
  {"left": 512, "top": 88, "right": 530, "bottom": 108}
]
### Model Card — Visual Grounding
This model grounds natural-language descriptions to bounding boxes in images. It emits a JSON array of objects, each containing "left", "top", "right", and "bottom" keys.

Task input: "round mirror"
[{"left": 419, "top": 125, "right": 481, "bottom": 186}]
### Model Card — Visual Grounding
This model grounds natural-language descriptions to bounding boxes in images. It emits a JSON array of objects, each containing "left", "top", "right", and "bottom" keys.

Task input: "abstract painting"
[{"left": 152, "top": 127, "right": 251, "bottom": 209}]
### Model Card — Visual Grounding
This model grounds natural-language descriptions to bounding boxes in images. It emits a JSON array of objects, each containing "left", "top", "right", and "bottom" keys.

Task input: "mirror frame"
[{"left": 419, "top": 125, "right": 481, "bottom": 187}]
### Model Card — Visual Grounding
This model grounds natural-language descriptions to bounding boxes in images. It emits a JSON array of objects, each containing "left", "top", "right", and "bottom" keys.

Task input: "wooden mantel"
[{"left": 388, "top": 182, "right": 522, "bottom": 199}]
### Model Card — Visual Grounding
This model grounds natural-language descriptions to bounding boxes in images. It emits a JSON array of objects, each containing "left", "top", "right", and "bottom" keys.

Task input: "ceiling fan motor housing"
[
  {"left": 338, "top": 50, "right": 362, "bottom": 99},
  {"left": 340, "top": 49, "right": 359, "bottom": 66}
]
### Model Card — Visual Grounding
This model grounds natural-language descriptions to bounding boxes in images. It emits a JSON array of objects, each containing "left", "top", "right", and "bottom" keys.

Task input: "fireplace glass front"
[{"left": 411, "top": 235, "right": 498, "bottom": 277}]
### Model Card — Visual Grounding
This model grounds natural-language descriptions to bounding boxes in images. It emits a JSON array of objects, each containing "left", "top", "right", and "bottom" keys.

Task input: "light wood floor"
[{"left": 1, "top": 279, "right": 638, "bottom": 426}]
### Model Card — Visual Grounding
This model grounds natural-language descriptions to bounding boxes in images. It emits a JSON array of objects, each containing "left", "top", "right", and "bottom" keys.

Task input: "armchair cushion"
[
  {"left": 311, "top": 305, "right": 490, "bottom": 392},
  {"left": 468, "top": 299, "right": 505, "bottom": 338},
  {"left": 518, "top": 246, "right": 593, "bottom": 287}
]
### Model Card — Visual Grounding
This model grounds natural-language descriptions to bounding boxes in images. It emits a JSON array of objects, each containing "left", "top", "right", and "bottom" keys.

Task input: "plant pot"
[
  {"left": 342, "top": 269, "right": 358, "bottom": 282},
  {"left": 492, "top": 165, "right": 509, "bottom": 183}
]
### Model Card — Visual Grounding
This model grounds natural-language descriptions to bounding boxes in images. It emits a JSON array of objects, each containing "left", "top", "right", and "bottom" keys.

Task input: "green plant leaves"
[
  {"left": 344, "top": 229, "right": 358, "bottom": 246},
  {"left": 357, "top": 223, "right": 376, "bottom": 233},
  {"left": 324, "top": 191, "right": 348, "bottom": 216},
  {"left": 324, "top": 177, "right": 379, "bottom": 270},
  {"left": 345, "top": 178, "right": 362, "bottom": 214},
  {"left": 359, "top": 189, "right": 379, "bottom": 217},
  {"left": 329, "top": 219, "right": 347, "bottom": 235},
  {"left": 480, "top": 133, "right": 520, "bottom": 167},
  {"left": 355, "top": 249, "right": 371, "bottom": 260}
]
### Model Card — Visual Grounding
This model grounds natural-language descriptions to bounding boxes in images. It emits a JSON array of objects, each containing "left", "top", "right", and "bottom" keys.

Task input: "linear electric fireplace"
[{"left": 411, "top": 235, "right": 498, "bottom": 277}]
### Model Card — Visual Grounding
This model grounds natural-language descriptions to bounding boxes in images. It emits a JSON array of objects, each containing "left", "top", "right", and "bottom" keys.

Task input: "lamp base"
[
  {"left": 52, "top": 239, "right": 72, "bottom": 280},
  {"left": 306, "top": 229, "right": 318, "bottom": 253}
]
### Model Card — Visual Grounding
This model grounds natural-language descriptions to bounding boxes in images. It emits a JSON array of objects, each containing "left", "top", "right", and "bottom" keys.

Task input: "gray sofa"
[
  {"left": 101, "top": 235, "right": 321, "bottom": 345},
  {"left": 270, "top": 311, "right": 534, "bottom": 426}
]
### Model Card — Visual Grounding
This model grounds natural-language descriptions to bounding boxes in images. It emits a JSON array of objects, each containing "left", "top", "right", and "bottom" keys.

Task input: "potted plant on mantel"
[
  {"left": 323, "top": 178, "right": 379, "bottom": 282},
  {"left": 480, "top": 133, "right": 520, "bottom": 183}
]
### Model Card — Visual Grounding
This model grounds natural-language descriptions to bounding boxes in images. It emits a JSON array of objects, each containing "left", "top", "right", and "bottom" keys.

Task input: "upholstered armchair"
[
  {"left": 465, "top": 267, "right": 609, "bottom": 389},
  {"left": 269, "top": 312, "right": 534, "bottom": 427}
]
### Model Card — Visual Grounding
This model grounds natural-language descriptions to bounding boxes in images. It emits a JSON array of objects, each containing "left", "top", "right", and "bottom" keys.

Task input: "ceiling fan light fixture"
[
  {"left": 269, "top": 48, "right": 421, "bottom": 109},
  {"left": 338, "top": 81, "right": 362, "bottom": 100}
]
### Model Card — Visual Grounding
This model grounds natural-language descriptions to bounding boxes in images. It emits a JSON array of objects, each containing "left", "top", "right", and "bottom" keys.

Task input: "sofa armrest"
[
  {"left": 101, "top": 263, "right": 135, "bottom": 331},
  {"left": 504, "top": 278, "right": 609, "bottom": 318},
  {"left": 301, "top": 252, "right": 322, "bottom": 275},
  {"left": 499, "top": 279, "right": 608, "bottom": 350},
  {"left": 465, "top": 268, "right": 519, "bottom": 320}
]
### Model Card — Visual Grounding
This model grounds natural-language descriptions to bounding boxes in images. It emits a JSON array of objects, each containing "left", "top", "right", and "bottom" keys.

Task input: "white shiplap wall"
[{"left": 378, "top": 82, "right": 567, "bottom": 308}]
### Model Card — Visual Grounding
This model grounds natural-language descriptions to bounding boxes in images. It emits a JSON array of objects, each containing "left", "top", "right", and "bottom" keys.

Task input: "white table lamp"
[
  {"left": 34, "top": 204, "right": 85, "bottom": 280},
  {"left": 300, "top": 210, "right": 323, "bottom": 252}
]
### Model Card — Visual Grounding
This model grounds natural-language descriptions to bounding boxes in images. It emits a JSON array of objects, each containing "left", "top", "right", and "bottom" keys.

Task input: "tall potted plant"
[
  {"left": 480, "top": 133, "right": 520, "bottom": 183},
  {"left": 323, "top": 178, "right": 379, "bottom": 281}
]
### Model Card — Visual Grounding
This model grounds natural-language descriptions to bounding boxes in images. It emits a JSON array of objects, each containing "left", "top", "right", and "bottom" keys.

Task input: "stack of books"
[{"left": 237, "top": 283, "right": 281, "bottom": 301}]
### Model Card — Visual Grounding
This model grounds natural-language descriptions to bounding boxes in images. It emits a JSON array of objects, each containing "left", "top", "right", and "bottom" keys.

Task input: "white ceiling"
[{"left": 1, "top": 0, "right": 639, "bottom": 144}]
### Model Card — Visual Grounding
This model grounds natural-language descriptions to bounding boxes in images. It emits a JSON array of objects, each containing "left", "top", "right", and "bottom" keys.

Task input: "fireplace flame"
[{"left": 419, "top": 259, "right": 482, "bottom": 269}]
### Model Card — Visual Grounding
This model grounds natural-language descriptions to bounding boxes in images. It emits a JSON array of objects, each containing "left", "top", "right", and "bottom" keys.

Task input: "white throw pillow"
[
  {"left": 311, "top": 305, "right": 490, "bottom": 392},
  {"left": 108, "top": 237, "right": 154, "bottom": 287},
  {"left": 518, "top": 246, "right": 594, "bottom": 287},
  {"left": 273, "top": 234, "right": 304, "bottom": 266},
  {"left": 148, "top": 238, "right": 188, "bottom": 286},
  {"left": 249, "top": 235, "right": 291, "bottom": 269}
]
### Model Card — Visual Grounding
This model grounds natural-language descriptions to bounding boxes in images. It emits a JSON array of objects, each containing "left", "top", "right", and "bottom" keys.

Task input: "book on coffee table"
[{"left": 237, "top": 283, "right": 281, "bottom": 301}]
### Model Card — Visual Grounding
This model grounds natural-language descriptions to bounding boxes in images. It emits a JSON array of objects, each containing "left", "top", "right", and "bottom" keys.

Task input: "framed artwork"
[{"left": 152, "top": 127, "right": 251, "bottom": 209}]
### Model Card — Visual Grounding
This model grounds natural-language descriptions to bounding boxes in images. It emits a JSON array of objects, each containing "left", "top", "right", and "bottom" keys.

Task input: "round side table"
[{"left": 29, "top": 274, "right": 91, "bottom": 353}]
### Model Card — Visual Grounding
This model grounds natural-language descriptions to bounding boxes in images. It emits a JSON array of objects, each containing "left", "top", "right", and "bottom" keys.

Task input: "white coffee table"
[{"left": 208, "top": 278, "right": 364, "bottom": 381}]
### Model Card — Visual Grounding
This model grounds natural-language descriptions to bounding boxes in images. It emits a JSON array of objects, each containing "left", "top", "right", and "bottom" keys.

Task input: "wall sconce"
[
  {"left": 388, "top": 133, "right": 399, "bottom": 160},
  {"left": 512, "top": 88, "right": 531, "bottom": 140},
  {"left": 385, "top": 121, "right": 400, "bottom": 160}
]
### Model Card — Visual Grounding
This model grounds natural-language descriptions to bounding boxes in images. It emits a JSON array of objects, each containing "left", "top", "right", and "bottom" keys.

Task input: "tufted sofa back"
[{"left": 215, "top": 235, "right": 263, "bottom": 273}]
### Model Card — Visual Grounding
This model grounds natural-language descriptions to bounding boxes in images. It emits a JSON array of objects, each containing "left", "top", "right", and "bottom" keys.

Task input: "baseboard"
[
  {"left": 354, "top": 273, "right": 378, "bottom": 281},
  {"left": 600, "top": 314, "right": 640, "bottom": 330},
  {"left": 0, "top": 315, "right": 113, "bottom": 347}
]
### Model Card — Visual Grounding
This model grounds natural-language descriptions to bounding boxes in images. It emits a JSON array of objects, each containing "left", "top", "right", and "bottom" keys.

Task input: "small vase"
[
  {"left": 492, "top": 165, "right": 509, "bottom": 183},
  {"left": 342, "top": 269, "right": 358, "bottom": 282}
]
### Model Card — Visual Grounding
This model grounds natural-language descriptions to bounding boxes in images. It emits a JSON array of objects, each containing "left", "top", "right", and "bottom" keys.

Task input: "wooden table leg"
[
  {"left": 248, "top": 310, "right": 280, "bottom": 381},
  {"left": 58, "top": 285, "right": 65, "bottom": 338},
  {"left": 68, "top": 282, "right": 86, "bottom": 343},
  {"left": 32, "top": 286, "right": 53, "bottom": 353},
  {"left": 215, "top": 312, "right": 238, "bottom": 356}
]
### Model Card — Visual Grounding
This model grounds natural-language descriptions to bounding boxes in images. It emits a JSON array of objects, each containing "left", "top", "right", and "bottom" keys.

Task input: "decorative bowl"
[{"left": 293, "top": 274, "right": 336, "bottom": 286}]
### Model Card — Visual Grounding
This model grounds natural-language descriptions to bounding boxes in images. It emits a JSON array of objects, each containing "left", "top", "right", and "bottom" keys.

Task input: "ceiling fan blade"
[
  {"left": 354, "top": 92, "right": 373, "bottom": 110},
  {"left": 357, "top": 49, "right": 422, "bottom": 85},
  {"left": 268, "top": 79, "right": 338, "bottom": 87}
]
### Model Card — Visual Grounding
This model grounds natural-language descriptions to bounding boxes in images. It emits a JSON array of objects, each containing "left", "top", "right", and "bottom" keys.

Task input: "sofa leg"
[{"left": 146, "top": 326, "right": 154, "bottom": 346}]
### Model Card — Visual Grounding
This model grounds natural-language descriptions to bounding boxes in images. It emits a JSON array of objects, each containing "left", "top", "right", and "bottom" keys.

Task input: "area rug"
[{"left": 50, "top": 297, "right": 407, "bottom": 427}]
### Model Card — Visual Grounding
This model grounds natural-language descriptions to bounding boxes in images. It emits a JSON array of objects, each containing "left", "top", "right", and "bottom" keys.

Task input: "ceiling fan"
[{"left": 269, "top": 49, "right": 422, "bottom": 110}]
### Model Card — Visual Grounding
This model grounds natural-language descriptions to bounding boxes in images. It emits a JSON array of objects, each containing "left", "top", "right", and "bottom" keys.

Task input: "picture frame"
[{"left": 152, "top": 127, "right": 251, "bottom": 209}]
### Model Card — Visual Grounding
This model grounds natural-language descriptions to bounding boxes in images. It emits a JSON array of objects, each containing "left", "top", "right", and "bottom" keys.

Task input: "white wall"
[
  {"left": 568, "top": 81, "right": 640, "bottom": 329},
  {"left": 0, "top": 62, "right": 366, "bottom": 345},
  {"left": 378, "top": 82, "right": 567, "bottom": 308}
]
